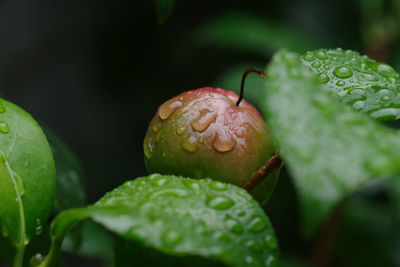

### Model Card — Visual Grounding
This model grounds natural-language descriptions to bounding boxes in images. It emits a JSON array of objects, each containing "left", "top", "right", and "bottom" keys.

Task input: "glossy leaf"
[
  {"left": 0, "top": 98, "right": 56, "bottom": 264},
  {"left": 43, "top": 175, "right": 279, "bottom": 267},
  {"left": 195, "top": 12, "right": 321, "bottom": 56},
  {"left": 44, "top": 128, "right": 86, "bottom": 211},
  {"left": 300, "top": 48, "right": 400, "bottom": 120},
  {"left": 263, "top": 50, "right": 400, "bottom": 237}
]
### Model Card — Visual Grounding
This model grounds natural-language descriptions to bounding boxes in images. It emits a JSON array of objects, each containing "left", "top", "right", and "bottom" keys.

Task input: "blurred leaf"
[
  {"left": 156, "top": 0, "right": 174, "bottom": 25},
  {"left": 195, "top": 12, "right": 322, "bottom": 56},
  {"left": 301, "top": 48, "right": 400, "bottom": 121},
  {"left": 335, "top": 181, "right": 400, "bottom": 267},
  {"left": 263, "top": 50, "right": 400, "bottom": 237},
  {"left": 215, "top": 63, "right": 266, "bottom": 109},
  {"left": 62, "top": 221, "right": 113, "bottom": 261},
  {"left": 43, "top": 175, "right": 279, "bottom": 267},
  {"left": 44, "top": 128, "right": 86, "bottom": 211}
]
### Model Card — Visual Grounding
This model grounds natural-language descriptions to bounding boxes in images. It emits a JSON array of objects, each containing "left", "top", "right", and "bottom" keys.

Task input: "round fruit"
[{"left": 143, "top": 76, "right": 279, "bottom": 203}]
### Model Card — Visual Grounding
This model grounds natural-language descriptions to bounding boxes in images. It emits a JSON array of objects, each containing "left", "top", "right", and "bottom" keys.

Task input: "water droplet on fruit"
[
  {"left": 209, "top": 181, "right": 227, "bottom": 191},
  {"left": 0, "top": 121, "right": 9, "bottom": 134},
  {"left": 246, "top": 240, "right": 262, "bottom": 252},
  {"left": 317, "top": 73, "right": 330, "bottom": 83},
  {"left": 176, "top": 126, "right": 185, "bottom": 135},
  {"left": 213, "top": 132, "right": 236, "bottom": 152},
  {"left": 182, "top": 135, "right": 197, "bottom": 152},
  {"left": 0, "top": 104, "right": 5, "bottom": 113},
  {"left": 35, "top": 219, "right": 43, "bottom": 235},
  {"left": 333, "top": 66, "right": 353, "bottom": 78},
  {"left": 249, "top": 216, "right": 267, "bottom": 232},
  {"left": 0, "top": 151, "right": 6, "bottom": 163},
  {"left": 144, "top": 140, "right": 153, "bottom": 159},
  {"left": 191, "top": 109, "right": 217, "bottom": 132},
  {"left": 303, "top": 53, "right": 314, "bottom": 61},
  {"left": 311, "top": 62, "right": 321, "bottom": 68},
  {"left": 162, "top": 229, "right": 182, "bottom": 246},
  {"left": 265, "top": 235, "right": 278, "bottom": 249},
  {"left": 152, "top": 120, "right": 161, "bottom": 133},
  {"left": 159, "top": 100, "right": 182, "bottom": 120},
  {"left": 1, "top": 225, "right": 8, "bottom": 237},
  {"left": 206, "top": 195, "right": 235, "bottom": 210}
]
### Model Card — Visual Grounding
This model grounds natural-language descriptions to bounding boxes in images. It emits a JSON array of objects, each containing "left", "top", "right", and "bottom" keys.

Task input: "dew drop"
[
  {"left": 317, "top": 73, "right": 330, "bottom": 83},
  {"left": 0, "top": 121, "right": 9, "bottom": 134},
  {"left": 333, "top": 66, "right": 353, "bottom": 78},
  {"left": 265, "top": 235, "right": 278, "bottom": 249},
  {"left": 176, "top": 126, "right": 185, "bottom": 135},
  {"left": 0, "top": 151, "right": 6, "bottom": 163},
  {"left": 323, "top": 59, "right": 331, "bottom": 65},
  {"left": 303, "top": 53, "right": 314, "bottom": 61},
  {"left": 151, "top": 188, "right": 189, "bottom": 198},
  {"left": 265, "top": 255, "right": 277, "bottom": 267},
  {"left": 182, "top": 135, "right": 197, "bottom": 152},
  {"left": 246, "top": 256, "right": 254, "bottom": 264},
  {"left": 209, "top": 181, "right": 227, "bottom": 191},
  {"left": 154, "top": 177, "right": 168, "bottom": 186},
  {"left": 225, "top": 217, "right": 243, "bottom": 234},
  {"left": 206, "top": 195, "right": 235, "bottom": 210},
  {"left": 368, "top": 62, "right": 396, "bottom": 78},
  {"left": 162, "top": 229, "right": 182, "bottom": 246},
  {"left": 144, "top": 140, "right": 153, "bottom": 160},
  {"left": 246, "top": 240, "right": 262, "bottom": 252},
  {"left": 159, "top": 100, "right": 182, "bottom": 120},
  {"left": 192, "top": 109, "right": 217, "bottom": 132},
  {"left": 213, "top": 132, "right": 236, "bottom": 153},
  {"left": 152, "top": 120, "right": 161, "bottom": 133},
  {"left": 29, "top": 253, "right": 44, "bottom": 266},
  {"left": 35, "top": 219, "right": 43, "bottom": 235},
  {"left": 311, "top": 62, "right": 321, "bottom": 68},
  {"left": 314, "top": 50, "right": 327, "bottom": 59},
  {"left": 352, "top": 100, "right": 365, "bottom": 110},
  {"left": 370, "top": 108, "right": 400, "bottom": 120},
  {"left": 332, "top": 57, "right": 338, "bottom": 61},
  {"left": 336, "top": 80, "right": 345, "bottom": 86},
  {"left": 183, "top": 179, "right": 200, "bottom": 191},
  {"left": 382, "top": 95, "right": 391, "bottom": 102},
  {"left": 0, "top": 104, "right": 5, "bottom": 113},
  {"left": 323, "top": 65, "right": 331, "bottom": 70},
  {"left": 249, "top": 216, "right": 267, "bottom": 233}
]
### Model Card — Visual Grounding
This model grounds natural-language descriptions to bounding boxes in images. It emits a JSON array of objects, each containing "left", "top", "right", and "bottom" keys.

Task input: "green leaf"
[
  {"left": 156, "top": 0, "right": 174, "bottom": 25},
  {"left": 195, "top": 12, "right": 322, "bottom": 56},
  {"left": 0, "top": 99, "right": 56, "bottom": 265},
  {"left": 44, "top": 128, "right": 86, "bottom": 211},
  {"left": 300, "top": 48, "right": 400, "bottom": 120},
  {"left": 263, "top": 50, "right": 400, "bottom": 237},
  {"left": 43, "top": 175, "right": 279, "bottom": 267}
]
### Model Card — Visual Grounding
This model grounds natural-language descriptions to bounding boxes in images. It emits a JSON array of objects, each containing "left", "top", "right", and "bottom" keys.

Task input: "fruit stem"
[
  {"left": 236, "top": 68, "right": 266, "bottom": 106},
  {"left": 242, "top": 152, "right": 282, "bottom": 191}
]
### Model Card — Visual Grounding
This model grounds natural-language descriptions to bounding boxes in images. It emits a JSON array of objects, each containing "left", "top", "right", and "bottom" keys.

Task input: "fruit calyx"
[{"left": 236, "top": 68, "right": 266, "bottom": 106}]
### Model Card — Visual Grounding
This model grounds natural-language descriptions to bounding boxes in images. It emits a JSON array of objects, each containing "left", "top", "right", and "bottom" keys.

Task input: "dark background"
[{"left": 1, "top": 0, "right": 400, "bottom": 266}]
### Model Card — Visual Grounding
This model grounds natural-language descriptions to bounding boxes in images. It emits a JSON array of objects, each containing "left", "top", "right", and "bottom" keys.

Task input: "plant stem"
[
  {"left": 236, "top": 68, "right": 266, "bottom": 106},
  {"left": 13, "top": 243, "right": 25, "bottom": 267},
  {"left": 242, "top": 152, "right": 282, "bottom": 191}
]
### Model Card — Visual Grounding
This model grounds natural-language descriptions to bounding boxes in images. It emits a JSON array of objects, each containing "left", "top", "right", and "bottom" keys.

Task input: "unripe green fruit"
[{"left": 144, "top": 87, "right": 278, "bottom": 203}]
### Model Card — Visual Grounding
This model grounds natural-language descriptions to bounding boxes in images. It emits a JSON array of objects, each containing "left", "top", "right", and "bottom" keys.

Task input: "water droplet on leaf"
[
  {"left": 333, "top": 66, "right": 353, "bottom": 78},
  {"left": 0, "top": 121, "right": 9, "bottom": 133},
  {"left": 206, "top": 195, "right": 235, "bottom": 210}
]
